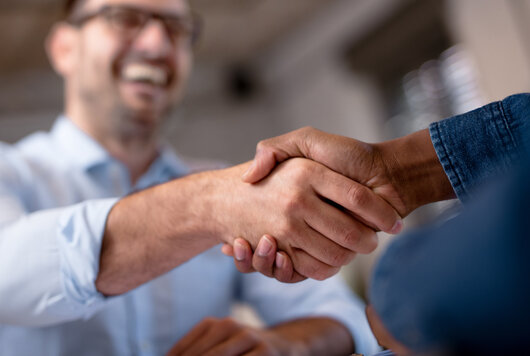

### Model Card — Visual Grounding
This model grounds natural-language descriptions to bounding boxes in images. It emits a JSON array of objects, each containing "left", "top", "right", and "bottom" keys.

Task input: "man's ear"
[{"left": 45, "top": 22, "right": 78, "bottom": 77}]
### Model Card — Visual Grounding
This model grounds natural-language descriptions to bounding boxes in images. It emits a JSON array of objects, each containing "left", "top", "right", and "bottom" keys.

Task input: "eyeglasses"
[{"left": 67, "top": 5, "right": 202, "bottom": 46}]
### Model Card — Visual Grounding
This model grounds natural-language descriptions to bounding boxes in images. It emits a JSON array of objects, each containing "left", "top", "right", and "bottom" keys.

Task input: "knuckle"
[
  {"left": 282, "top": 190, "right": 306, "bottom": 216},
  {"left": 290, "top": 158, "right": 313, "bottom": 176},
  {"left": 342, "top": 229, "right": 362, "bottom": 250},
  {"left": 328, "top": 249, "right": 352, "bottom": 267},
  {"left": 347, "top": 184, "right": 369, "bottom": 208},
  {"left": 256, "top": 139, "right": 269, "bottom": 152},
  {"left": 299, "top": 126, "right": 315, "bottom": 136}
]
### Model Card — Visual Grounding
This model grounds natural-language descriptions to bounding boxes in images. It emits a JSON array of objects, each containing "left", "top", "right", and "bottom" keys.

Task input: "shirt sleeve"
[
  {"left": 369, "top": 160, "right": 530, "bottom": 354},
  {"left": 0, "top": 148, "right": 118, "bottom": 326},
  {"left": 429, "top": 93, "right": 530, "bottom": 201},
  {"left": 238, "top": 273, "right": 380, "bottom": 355}
]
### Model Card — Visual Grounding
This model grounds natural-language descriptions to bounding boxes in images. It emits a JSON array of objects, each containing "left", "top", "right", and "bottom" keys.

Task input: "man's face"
[{"left": 67, "top": 0, "right": 193, "bottom": 133}]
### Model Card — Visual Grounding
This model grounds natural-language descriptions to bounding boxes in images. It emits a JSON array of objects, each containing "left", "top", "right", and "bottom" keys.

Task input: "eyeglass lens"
[{"left": 103, "top": 7, "right": 198, "bottom": 44}]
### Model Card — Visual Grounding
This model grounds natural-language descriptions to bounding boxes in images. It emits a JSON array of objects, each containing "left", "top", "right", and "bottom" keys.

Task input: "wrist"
[
  {"left": 181, "top": 163, "right": 254, "bottom": 246},
  {"left": 376, "top": 129, "right": 455, "bottom": 216}
]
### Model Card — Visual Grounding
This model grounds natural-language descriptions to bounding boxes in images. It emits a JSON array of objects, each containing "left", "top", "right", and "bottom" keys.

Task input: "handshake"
[{"left": 217, "top": 127, "right": 454, "bottom": 283}]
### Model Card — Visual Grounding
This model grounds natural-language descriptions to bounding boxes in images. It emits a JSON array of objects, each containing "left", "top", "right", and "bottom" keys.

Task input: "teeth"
[{"left": 122, "top": 63, "right": 168, "bottom": 86}]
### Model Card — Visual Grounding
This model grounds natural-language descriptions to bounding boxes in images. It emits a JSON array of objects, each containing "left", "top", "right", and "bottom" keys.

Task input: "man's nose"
[{"left": 132, "top": 20, "right": 174, "bottom": 56}]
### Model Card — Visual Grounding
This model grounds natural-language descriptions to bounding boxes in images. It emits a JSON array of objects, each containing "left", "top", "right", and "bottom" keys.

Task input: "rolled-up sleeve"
[
  {"left": 239, "top": 273, "right": 380, "bottom": 355},
  {"left": 429, "top": 93, "right": 530, "bottom": 201},
  {"left": 0, "top": 190, "right": 117, "bottom": 326}
]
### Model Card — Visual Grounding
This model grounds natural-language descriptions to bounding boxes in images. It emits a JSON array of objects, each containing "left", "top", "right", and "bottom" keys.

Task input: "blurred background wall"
[{"left": 1, "top": 0, "right": 530, "bottom": 298}]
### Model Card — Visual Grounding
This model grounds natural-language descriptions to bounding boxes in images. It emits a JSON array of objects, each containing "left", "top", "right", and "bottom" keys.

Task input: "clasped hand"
[{"left": 221, "top": 127, "right": 408, "bottom": 282}]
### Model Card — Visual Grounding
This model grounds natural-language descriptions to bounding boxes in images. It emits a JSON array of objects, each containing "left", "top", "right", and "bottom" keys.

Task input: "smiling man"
[{"left": 0, "top": 0, "right": 393, "bottom": 354}]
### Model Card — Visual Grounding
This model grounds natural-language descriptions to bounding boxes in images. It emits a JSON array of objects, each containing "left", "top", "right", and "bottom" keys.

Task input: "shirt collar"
[{"left": 51, "top": 115, "right": 190, "bottom": 179}]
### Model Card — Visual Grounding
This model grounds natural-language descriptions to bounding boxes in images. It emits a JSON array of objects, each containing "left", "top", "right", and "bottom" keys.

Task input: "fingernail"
[
  {"left": 275, "top": 252, "right": 285, "bottom": 269},
  {"left": 390, "top": 219, "right": 403, "bottom": 234},
  {"left": 234, "top": 240, "right": 246, "bottom": 261},
  {"left": 257, "top": 236, "right": 273, "bottom": 257}
]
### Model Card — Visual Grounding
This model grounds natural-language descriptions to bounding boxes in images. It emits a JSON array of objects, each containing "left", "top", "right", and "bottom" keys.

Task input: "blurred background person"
[{"left": 0, "top": 0, "right": 387, "bottom": 355}]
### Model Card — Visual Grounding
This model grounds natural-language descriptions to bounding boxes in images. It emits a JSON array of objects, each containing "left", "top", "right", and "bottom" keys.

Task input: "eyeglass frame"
[{"left": 66, "top": 5, "right": 203, "bottom": 46}]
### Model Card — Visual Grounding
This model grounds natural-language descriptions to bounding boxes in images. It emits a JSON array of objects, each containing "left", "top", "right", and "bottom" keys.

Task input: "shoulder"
[{"left": 0, "top": 130, "right": 60, "bottom": 185}]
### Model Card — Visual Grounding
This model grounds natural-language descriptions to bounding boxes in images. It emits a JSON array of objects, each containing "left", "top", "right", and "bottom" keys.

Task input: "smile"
[{"left": 121, "top": 63, "right": 170, "bottom": 87}]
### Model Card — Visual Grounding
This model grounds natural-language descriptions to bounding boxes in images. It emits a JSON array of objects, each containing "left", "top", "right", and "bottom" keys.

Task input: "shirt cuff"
[
  {"left": 58, "top": 197, "right": 119, "bottom": 318},
  {"left": 429, "top": 93, "right": 528, "bottom": 201}
]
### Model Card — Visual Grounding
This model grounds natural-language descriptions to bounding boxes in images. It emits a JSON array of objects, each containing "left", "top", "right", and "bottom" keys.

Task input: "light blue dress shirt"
[{"left": 0, "top": 117, "right": 378, "bottom": 356}]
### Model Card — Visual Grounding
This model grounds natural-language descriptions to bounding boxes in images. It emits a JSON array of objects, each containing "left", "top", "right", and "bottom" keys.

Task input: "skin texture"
[
  {"left": 223, "top": 127, "right": 454, "bottom": 279},
  {"left": 221, "top": 127, "right": 456, "bottom": 350},
  {"left": 46, "top": 0, "right": 397, "bottom": 353}
]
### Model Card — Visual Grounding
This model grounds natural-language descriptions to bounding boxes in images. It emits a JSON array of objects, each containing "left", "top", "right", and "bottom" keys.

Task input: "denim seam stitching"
[
  {"left": 498, "top": 99, "right": 518, "bottom": 164},
  {"left": 432, "top": 123, "right": 466, "bottom": 199}
]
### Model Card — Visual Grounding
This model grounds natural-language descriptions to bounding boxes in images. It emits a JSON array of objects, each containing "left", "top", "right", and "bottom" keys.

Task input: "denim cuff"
[{"left": 429, "top": 93, "right": 529, "bottom": 202}]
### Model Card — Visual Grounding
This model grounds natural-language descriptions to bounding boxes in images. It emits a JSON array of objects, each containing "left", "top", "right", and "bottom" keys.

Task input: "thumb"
[{"left": 242, "top": 147, "right": 282, "bottom": 183}]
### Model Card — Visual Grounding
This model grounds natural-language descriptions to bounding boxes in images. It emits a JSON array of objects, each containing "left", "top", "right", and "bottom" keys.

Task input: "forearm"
[
  {"left": 376, "top": 128, "right": 455, "bottom": 215},
  {"left": 267, "top": 317, "right": 355, "bottom": 356},
  {"left": 96, "top": 168, "right": 237, "bottom": 295}
]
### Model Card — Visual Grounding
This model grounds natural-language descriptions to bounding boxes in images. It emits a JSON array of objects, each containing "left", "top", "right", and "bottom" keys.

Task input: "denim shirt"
[
  {"left": 429, "top": 93, "right": 530, "bottom": 201},
  {"left": 371, "top": 93, "right": 530, "bottom": 354}
]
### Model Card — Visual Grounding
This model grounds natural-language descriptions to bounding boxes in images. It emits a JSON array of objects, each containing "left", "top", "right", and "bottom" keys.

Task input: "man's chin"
[{"left": 113, "top": 104, "right": 170, "bottom": 136}]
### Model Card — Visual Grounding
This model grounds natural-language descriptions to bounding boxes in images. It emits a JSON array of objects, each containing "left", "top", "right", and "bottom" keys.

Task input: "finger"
[
  {"left": 178, "top": 318, "right": 241, "bottom": 356},
  {"left": 284, "top": 209, "right": 358, "bottom": 268},
  {"left": 290, "top": 248, "right": 341, "bottom": 281},
  {"left": 252, "top": 235, "right": 277, "bottom": 278},
  {"left": 251, "top": 235, "right": 306, "bottom": 283},
  {"left": 273, "top": 251, "right": 306, "bottom": 283},
  {"left": 306, "top": 195, "right": 379, "bottom": 255},
  {"left": 203, "top": 329, "right": 258, "bottom": 356},
  {"left": 221, "top": 244, "right": 234, "bottom": 257},
  {"left": 242, "top": 130, "right": 308, "bottom": 183},
  {"left": 312, "top": 167, "right": 402, "bottom": 235},
  {"left": 167, "top": 319, "right": 213, "bottom": 355},
  {"left": 233, "top": 238, "right": 255, "bottom": 274}
]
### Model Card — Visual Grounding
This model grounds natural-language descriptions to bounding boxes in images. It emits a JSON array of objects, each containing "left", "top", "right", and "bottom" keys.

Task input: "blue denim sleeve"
[
  {"left": 429, "top": 93, "right": 530, "bottom": 201},
  {"left": 369, "top": 159, "right": 530, "bottom": 354}
]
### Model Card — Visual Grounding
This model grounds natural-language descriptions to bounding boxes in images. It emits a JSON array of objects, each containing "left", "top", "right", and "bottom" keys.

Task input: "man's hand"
[
  {"left": 166, "top": 317, "right": 291, "bottom": 356},
  {"left": 97, "top": 157, "right": 402, "bottom": 295},
  {"left": 223, "top": 127, "right": 455, "bottom": 283},
  {"left": 221, "top": 235, "right": 305, "bottom": 283},
  {"left": 166, "top": 317, "right": 355, "bottom": 356},
  {"left": 211, "top": 158, "right": 401, "bottom": 281},
  {"left": 242, "top": 127, "right": 454, "bottom": 217}
]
